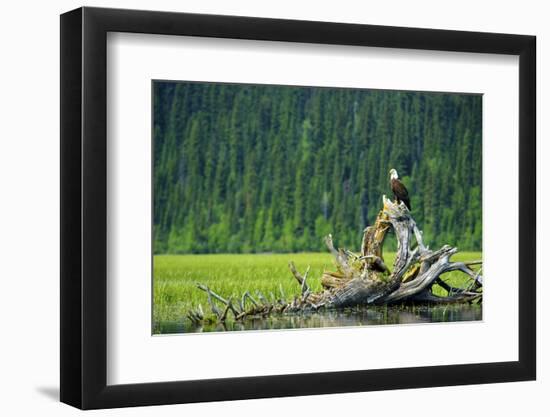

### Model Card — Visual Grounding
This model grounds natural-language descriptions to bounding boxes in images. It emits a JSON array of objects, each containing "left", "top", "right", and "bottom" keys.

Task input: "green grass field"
[{"left": 153, "top": 251, "right": 482, "bottom": 329}]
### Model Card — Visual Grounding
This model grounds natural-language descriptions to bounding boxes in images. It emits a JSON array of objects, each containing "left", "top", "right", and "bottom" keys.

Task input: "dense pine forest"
[{"left": 153, "top": 81, "right": 482, "bottom": 254}]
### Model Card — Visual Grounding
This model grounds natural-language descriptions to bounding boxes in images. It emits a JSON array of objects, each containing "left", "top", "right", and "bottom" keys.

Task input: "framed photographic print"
[{"left": 60, "top": 6, "right": 536, "bottom": 409}]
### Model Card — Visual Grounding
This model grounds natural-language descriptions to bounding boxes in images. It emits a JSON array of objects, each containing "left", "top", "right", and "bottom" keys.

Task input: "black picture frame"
[{"left": 60, "top": 6, "right": 536, "bottom": 410}]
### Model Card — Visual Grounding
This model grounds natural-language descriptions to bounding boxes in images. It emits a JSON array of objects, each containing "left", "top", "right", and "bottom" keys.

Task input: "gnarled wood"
[{"left": 190, "top": 195, "right": 482, "bottom": 323}]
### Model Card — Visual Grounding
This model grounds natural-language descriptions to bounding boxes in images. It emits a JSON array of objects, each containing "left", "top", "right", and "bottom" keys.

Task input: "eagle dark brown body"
[{"left": 389, "top": 169, "right": 411, "bottom": 210}]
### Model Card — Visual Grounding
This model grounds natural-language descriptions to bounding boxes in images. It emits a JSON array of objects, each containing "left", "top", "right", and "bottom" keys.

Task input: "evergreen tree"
[{"left": 153, "top": 82, "right": 482, "bottom": 254}]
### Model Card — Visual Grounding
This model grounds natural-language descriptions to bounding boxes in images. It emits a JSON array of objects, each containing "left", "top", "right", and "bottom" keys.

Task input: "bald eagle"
[{"left": 389, "top": 169, "right": 411, "bottom": 210}]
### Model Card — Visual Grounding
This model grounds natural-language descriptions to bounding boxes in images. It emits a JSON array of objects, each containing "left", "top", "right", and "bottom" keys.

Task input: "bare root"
[{"left": 190, "top": 195, "right": 482, "bottom": 324}]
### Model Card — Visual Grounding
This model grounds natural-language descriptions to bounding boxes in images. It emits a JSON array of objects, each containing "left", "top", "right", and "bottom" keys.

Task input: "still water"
[{"left": 155, "top": 304, "right": 482, "bottom": 334}]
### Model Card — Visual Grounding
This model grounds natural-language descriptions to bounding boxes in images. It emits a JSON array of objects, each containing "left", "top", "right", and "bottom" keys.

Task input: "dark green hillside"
[{"left": 153, "top": 81, "right": 482, "bottom": 254}]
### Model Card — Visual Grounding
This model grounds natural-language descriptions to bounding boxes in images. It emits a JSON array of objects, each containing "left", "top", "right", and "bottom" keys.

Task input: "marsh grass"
[{"left": 153, "top": 251, "right": 482, "bottom": 330}]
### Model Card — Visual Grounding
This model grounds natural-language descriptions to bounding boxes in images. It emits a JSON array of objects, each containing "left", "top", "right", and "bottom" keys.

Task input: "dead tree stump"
[{"left": 190, "top": 196, "right": 482, "bottom": 323}]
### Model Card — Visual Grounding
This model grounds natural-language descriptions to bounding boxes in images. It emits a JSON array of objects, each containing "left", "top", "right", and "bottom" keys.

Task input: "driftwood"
[{"left": 189, "top": 196, "right": 482, "bottom": 324}]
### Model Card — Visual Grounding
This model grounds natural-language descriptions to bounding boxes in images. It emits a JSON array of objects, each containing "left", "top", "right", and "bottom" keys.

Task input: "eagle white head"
[{"left": 389, "top": 169, "right": 399, "bottom": 180}]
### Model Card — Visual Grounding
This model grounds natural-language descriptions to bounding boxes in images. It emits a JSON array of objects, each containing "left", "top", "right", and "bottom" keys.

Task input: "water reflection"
[{"left": 155, "top": 304, "right": 482, "bottom": 334}]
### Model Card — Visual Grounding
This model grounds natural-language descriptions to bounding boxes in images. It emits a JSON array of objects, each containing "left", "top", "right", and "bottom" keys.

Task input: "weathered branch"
[
  {"left": 288, "top": 262, "right": 311, "bottom": 295},
  {"left": 190, "top": 194, "right": 482, "bottom": 323},
  {"left": 325, "top": 234, "right": 355, "bottom": 277}
]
